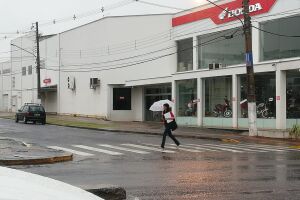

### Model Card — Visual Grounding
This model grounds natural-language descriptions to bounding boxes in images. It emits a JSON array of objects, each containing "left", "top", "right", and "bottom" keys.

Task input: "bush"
[{"left": 289, "top": 124, "right": 300, "bottom": 139}]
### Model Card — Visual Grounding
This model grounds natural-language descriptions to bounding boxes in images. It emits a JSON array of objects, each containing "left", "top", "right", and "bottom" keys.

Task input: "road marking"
[
  {"left": 73, "top": 145, "right": 123, "bottom": 156},
  {"left": 241, "top": 144, "right": 300, "bottom": 152},
  {"left": 235, "top": 144, "right": 286, "bottom": 152},
  {"left": 122, "top": 144, "right": 175, "bottom": 153},
  {"left": 143, "top": 143, "right": 202, "bottom": 152},
  {"left": 175, "top": 144, "right": 219, "bottom": 152},
  {"left": 48, "top": 146, "right": 94, "bottom": 156},
  {"left": 217, "top": 144, "right": 268, "bottom": 153},
  {"left": 186, "top": 144, "right": 244, "bottom": 153},
  {"left": 98, "top": 144, "right": 150, "bottom": 154}
]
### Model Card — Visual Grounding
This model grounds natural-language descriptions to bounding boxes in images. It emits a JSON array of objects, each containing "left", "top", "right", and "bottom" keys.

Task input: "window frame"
[
  {"left": 22, "top": 67, "right": 26, "bottom": 76},
  {"left": 28, "top": 65, "right": 33, "bottom": 75},
  {"left": 259, "top": 15, "right": 300, "bottom": 62}
]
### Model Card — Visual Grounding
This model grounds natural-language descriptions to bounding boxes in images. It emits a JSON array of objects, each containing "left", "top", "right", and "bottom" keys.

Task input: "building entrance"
[{"left": 144, "top": 84, "right": 171, "bottom": 122}]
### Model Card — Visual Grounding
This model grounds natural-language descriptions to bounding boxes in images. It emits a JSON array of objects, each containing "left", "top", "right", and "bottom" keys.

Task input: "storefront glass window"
[
  {"left": 260, "top": 15, "right": 300, "bottom": 61},
  {"left": 177, "top": 79, "right": 197, "bottom": 117},
  {"left": 287, "top": 70, "right": 300, "bottom": 119},
  {"left": 198, "top": 28, "right": 244, "bottom": 69},
  {"left": 145, "top": 84, "right": 172, "bottom": 122},
  {"left": 205, "top": 76, "right": 232, "bottom": 118},
  {"left": 239, "top": 72, "right": 276, "bottom": 118},
  {"left": 177, "top": 38, "right": 193, "bottom": 72}
]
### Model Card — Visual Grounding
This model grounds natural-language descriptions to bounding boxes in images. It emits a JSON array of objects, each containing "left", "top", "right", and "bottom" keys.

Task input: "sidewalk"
[
  {"left": 1, "top": 112, "right": 300, "bottom": 146},
  {"left": 0, "top": 137, "right": 72, "bottom": 166}
]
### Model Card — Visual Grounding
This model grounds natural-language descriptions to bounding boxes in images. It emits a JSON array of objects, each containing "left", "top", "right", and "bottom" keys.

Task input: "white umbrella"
[{"left": 149, "top": 99, "right": 174, "bottom": 111}]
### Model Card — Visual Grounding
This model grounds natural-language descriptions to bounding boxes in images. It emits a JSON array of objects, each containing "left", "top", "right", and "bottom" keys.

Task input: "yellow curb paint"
[
  {"left": 289, "top": 146, "right": 300, "bottom": 149},
  {"left": 222, "top": 139, "right": 240, "bottom": 143}
]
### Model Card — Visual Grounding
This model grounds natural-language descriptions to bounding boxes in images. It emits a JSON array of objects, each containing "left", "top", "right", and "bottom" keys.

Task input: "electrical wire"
[
  {"left": 44, "top": 31, "right": 243, "bottom": 72},
  {"left": 205, "top": 0, "right": 244, "bottom": 26},
  {"left": 135, "top": 0, "right": 185, "bottom": 11},
  {"left": 252, "top": 25, "right": 300, "bottom": 38},
  {"left": 205, "top": 0, "right": 300, "bottom": 38},
  {"left": 53, "top": 28, "right": 241, "bottom": 69}
]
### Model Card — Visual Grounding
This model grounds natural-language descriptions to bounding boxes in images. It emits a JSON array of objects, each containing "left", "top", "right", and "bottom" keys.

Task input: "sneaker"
[{"left": 161, "top": 147, "right": 165, "bottom": 152}]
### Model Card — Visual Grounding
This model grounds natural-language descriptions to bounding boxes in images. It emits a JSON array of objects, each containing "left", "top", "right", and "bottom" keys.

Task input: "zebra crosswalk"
[{"left": 48, "top": 142, "right": 300, "bottom": 158}]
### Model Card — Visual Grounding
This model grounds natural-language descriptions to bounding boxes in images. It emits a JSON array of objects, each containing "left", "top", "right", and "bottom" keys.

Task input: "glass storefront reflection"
[
  {"left": 176, "top": 79, "right": 197, "bottom": 117},
  {"left": 205, "top": 76, "right": 232, "bottom": 118},
  {"left": 239, "top": 72, "right": 276, "bottom": 119},
  {"left": 287, "top": 70, "right": 300, "bottom": 119}
]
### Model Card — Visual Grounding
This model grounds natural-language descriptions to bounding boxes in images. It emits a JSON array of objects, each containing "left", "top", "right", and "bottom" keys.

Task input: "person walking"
[{"left": 161, "top": 103, "right": 180, "bottom": 150}]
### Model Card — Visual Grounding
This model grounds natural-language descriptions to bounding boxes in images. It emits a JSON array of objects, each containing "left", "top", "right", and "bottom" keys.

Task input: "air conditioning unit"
[
  {"left": 209, "top": 63, "right": 223, "bottom": 70},
  {"left": 67, "top": 76, "right": 76, "bottom": 90},
  {"left": 90, "top": 78, "right": 100, "bottom": 89}
]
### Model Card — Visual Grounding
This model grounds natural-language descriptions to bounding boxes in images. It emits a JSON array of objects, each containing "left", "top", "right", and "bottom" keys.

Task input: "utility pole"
[
  {"left": 35, "top": 22, "right": 41, "bottom": 100},
  {"left": 243, "top": 0, "right": 257, "bottom": 136}
]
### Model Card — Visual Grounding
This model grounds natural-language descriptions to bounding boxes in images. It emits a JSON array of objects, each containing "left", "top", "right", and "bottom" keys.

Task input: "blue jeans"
[{"left": 161, "top": 126, "right": 180, "bottom": 148}]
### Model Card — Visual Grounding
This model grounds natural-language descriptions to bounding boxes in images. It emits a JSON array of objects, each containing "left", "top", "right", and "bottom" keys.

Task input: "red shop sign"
[
  {"left": 172, "top": 0, "right": 277, "bottom": 26},
  {"left": 43, "top": 78, "right": 51, "bottom": 84}
]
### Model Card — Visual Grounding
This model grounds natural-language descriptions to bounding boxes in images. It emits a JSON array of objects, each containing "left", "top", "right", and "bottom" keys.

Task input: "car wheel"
[
  {"left": 33, "top": 121, "right": 36, "bottom": 124},
  {"left": 15, "top": 116, "right": 19, "bottom": 123},
  {"left": 41, "top": 119, "right": 46, "bottom": 125},
  {"left": 24, "top": 117, "right": 28, "bottom": 124}
]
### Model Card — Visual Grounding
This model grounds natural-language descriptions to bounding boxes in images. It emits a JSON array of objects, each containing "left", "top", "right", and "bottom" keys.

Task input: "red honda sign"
[
  {"left": 172, "top": 0, "right": 277, "bottom": 26},
  {"left": 43, "top": 78, "right": 51, "bottom": 84}
]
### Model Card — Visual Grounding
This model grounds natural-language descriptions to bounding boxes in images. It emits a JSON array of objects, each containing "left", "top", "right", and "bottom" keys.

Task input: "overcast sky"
[{"left": 0, "top": 0, "right": 212, "bottom": 61}]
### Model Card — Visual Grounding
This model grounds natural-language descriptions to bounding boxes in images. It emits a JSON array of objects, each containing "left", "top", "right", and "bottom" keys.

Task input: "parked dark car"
[{"left": 15, "top": 103, "right": 46, "bottom": 125}]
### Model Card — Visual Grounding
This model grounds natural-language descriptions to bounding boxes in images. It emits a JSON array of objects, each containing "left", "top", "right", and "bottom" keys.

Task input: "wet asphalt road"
[{"left": 1, "top": 118, "right": 300, "bottom": 200}]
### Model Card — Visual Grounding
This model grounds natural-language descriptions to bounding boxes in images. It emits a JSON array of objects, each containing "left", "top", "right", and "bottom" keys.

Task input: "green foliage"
[{"left": 289, "top": 124, "right": 300, "bottom": 139}]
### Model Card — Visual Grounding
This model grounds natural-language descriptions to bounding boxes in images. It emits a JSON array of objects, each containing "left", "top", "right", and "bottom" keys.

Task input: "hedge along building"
[{"left": 171, "top": 0, "right": 300, "bottom": 130}]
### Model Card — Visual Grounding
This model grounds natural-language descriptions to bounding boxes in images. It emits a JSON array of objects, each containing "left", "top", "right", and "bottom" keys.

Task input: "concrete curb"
[
  {"left": 86, "top": 186, "right": 126, "bottom": 200},
  {"left": 46, "top": 122, "right": 225, "bottom": 142},
  {"left": 2, "top": 116, "right": 300, "bottom": 145},
  {"left": 0, "top": 154, "right": 73, "bottom": 166},
  {"left": 47, "top": 123, "right": 300, "bottom": 146}
]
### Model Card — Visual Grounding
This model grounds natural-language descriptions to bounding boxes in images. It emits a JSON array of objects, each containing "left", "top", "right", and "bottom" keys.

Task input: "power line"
[
  {"left": 135, "top": 0, "right": 185, "bottom": 11},
  {"left": 252, "top": 25, "right": 300, "bottom": 38},
  {"left": 205, "top": 0, "right": 244, "bottom": 26},
  {"left": 45, "top": 31, "right": 243, "bottom": 72},
  {"left": 204, "top": 1, "right": 300, "bottom": 37},
  {"left": 52, "top": 28, "right": 241, "bottom": 69},
  {"left": 38, "top": 0, "right": 135, "bottom": 27}
]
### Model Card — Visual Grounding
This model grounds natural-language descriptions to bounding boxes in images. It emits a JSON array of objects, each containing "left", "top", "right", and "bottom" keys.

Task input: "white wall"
[
  {"left": 0, "top": 61, "right": 11, "bottom": 111},
  {"left": 58, "top": 14, "right": 175, "bottom": 119},
  {"left": 8, "top": 33, "right": 59, "bottom": 112}
]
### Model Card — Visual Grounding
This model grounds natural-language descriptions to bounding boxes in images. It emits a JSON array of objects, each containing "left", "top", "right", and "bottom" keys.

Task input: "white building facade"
[{"left": 1, "top": 0, "right": 300, "bottom": 130}]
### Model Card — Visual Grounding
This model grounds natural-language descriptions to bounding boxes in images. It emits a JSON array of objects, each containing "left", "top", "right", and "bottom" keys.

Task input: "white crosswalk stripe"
[
  {"left": 98, "top": 144, "right": 150, "bottom": 154},
  {"left": 48, "top": 146, "right": 94, "bottom": 156},
  {"left": 234, "top": 144, "right": 286, "bottom": 152},
  {"left": 73, "top": 145, "right": 123, "bottom": 156},
  {"left": 175, "top": 144, "right": 219, "bottom": 152},
  {"left": 122, "top": 144, "right": 175, "bottom": 153},
  {"left": 186, "top": 144, "right": 244, "bottom": 153},
  {"left": 143, "top": 143, "right": 202, "bottom": 152},
  {"left": 214, "top": 144, "right": 268, "bottom": 153},
  {"left": 238, "top": 144, "right": 300, "bottom": 152}
]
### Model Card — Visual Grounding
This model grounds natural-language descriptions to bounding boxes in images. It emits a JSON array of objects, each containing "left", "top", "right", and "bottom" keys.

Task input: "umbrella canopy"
[{"left": 149, "top": 99, "right": 174, "bottom": 111}]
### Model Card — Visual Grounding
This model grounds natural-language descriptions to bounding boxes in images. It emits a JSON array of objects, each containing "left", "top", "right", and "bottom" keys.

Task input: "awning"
[{"left": 41, "top": 85, "right": 57, "bottom": 92}]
